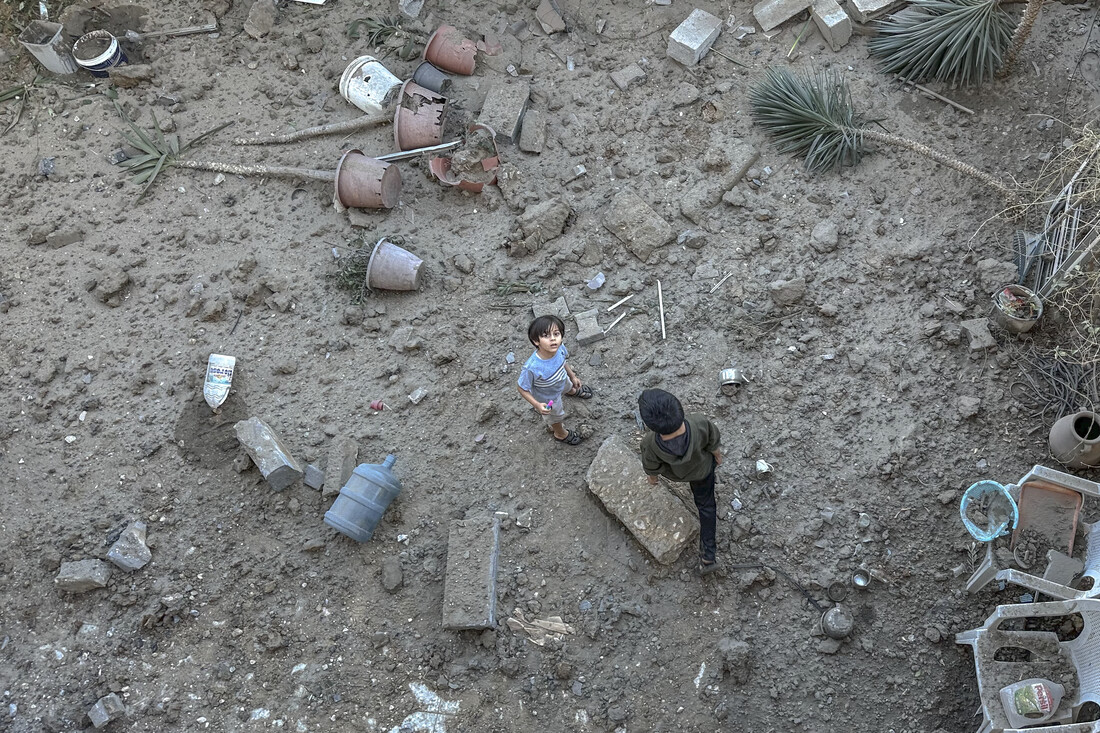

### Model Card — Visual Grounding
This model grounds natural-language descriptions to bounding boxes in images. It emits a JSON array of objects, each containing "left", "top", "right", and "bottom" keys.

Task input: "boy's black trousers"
[{"left": 689, "top": 458, "right": 717, "bottom": 562}]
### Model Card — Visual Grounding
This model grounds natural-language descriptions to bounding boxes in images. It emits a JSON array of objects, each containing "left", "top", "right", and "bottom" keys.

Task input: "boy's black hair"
[
  {"left": 638, "top": 389, "right": 684, "bottom": 435},
  {"left": 528, "top": 315, "right": 566, "bottom": 346}
]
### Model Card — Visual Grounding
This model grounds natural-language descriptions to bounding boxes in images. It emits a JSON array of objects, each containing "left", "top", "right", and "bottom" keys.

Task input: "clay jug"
[{"left": 1049, "top": 411, "right": 1100, "bottom": 468}]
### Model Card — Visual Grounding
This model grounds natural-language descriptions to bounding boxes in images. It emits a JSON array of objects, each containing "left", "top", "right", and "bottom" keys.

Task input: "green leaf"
[{"left": 137, "top": 154, "right": 167, "bottom": 200}]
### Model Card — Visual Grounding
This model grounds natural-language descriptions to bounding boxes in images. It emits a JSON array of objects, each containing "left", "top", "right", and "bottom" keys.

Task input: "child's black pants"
[{"left": 690, "top": 458, "right": 717, "bottom": 562}]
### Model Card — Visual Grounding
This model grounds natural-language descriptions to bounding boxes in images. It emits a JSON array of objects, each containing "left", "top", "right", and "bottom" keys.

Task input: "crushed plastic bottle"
[
  {"left": 587, "top": 272, "right": 605, "bottom": 290},
  {"left": 203, "top": 354, "right": 236, "bottom": 409}
]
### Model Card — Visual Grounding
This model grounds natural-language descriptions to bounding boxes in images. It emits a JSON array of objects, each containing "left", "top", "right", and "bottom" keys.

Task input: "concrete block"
[
  {"left": 812, "top": 0, "right": 852, "bottom": 51},
  {"left": 88, "top": 693, "right": 125, "bottom": 729},
  {"left": 322, "top": 436, "right": 359, "bottom": 499},
  {"left": 478, "top": 79, "right": 530, "bottom": 143},
  {"left": 585, "top": 435, "right": 699, "bottom": 565},
  {"left": 532, "top": 295, "right": 570, "bottom": 321},
  {"left": 442, "top": 516, "right": 501, "bottom": 630},
  {"left": 610, "top": 63, "right": 646, "bottom": 91},
  {"left": 574, "top": 309, "right": 605, "bottom": 346},
  {"left": 961, "top": 318, "right": 997, "bottom": 352},
  {"left": 847, "top": 0, "right": 905, "bottom": 23},
  {"left": 602, "top": 190, "right": 674, "bottom": 263},
  {"left": 753, "top": 0, "right": 814, "bottom": 32},
  {"left": 304, "top": 463, "right": 324, "bottom": 490},
  {"left": 107, "top": 521, "right": 151, "bottom": 571},
  {"left": 56, "top": 559, "right": 111, "bottom": 592},
  {"left": 667, "top": 9, "right": 722, "bottom": 66},
  {"left": 234, "top": 417, "right": 304, "bottom": 491},
  {"left": 535, "top": 0, "right": 566, "bottom": 34},
  {"left": 518, "top": 109, "right": 546, "bottom": 154}
]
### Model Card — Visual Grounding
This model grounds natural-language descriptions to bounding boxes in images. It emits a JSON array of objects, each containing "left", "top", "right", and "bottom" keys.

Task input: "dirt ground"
[{"left": 1, "top": 0, "right": 1099, "bottom": 730}]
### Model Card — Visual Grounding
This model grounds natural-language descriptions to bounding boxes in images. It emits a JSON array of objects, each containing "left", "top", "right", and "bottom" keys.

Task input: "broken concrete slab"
[
  {"left": 511, "top": 197, "right": 572, "bottom": 256},
  {"left": 961, "top": 318, "right": 997, "bottom": 352},
  {"left": 518, "top": 109, "right": 546, "bottom": 153},
  {"left": 610, "top": 63, "right": 646, "bottom": 91},
  {"left": 442, "top": 515, "right": 501, "bottom": 630},
  {"left": 234, "top": 416, "right": 304, "bottom": 491},
  {"left": 535, "top": 0, "right": 566, "bottom": 34},
  {"left": 574, "top": 308, "right": 605, "bottom": 346},
  {"left": 603, "top": 190, "right": 673, "bottom": 263},
  {"left": 667, "top": 8, "right": 723, "bottom": 66},
  {"left": 585, "top": 435, "right": 699, "bottom": 565},
  {"left": 56, "top": 559, "right": 111, "bottom": 592},
  {"left": 753, "top": 0, "right": 814, "bottom": 32},
  {"left": 322, "top": 436, "right": 359, "bottom": 499},
  {"left": 88, "top": 693, "right": 125, "bottom": 729},
  {"left": 812, "top": 0, "right": 851, "bottom": 50},
  {"left": 532, "top": 295, "right": 570, "bottom": 321},
  {"left": 107, "top": 521, "right": 151, "bottom": 571},
  {"left": 847, "top": 0, "right": 905, "bottom": 23},
  {"left": 304, "top": 463, "right": 324, "bottom": 490},
  {"left": 243, "top": 0, "right": 276, "bottom": 39},
  {"left": 46, "top": 228, "right": 83, "bottom": 249},
  {"left": 478, "top": 78, "right": 530, "bottom": 144},
  {"left": 682, "top": 141, "right": 761, "bottom": 224}
]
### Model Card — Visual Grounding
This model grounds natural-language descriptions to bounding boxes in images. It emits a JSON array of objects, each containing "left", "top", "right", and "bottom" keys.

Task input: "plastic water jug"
[{"left": 324, "top": 455, "right": 402, "bottom": 542}]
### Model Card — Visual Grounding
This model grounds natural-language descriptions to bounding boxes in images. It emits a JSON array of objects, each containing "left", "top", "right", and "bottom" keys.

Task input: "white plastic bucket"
[
  {"left": 18, "top": 20, "right": 78, "bottom": 75},
  {"left": 73, "top": 30, "right": 127, "bottom": 77},
  {"left": 339, "top": 56, "right": 402, "bottom": 115}
]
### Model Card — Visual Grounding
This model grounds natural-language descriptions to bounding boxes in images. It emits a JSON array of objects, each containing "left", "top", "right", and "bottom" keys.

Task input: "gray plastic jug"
[{"left": 324, "top": 455, "right": 402, "bottom": 542}]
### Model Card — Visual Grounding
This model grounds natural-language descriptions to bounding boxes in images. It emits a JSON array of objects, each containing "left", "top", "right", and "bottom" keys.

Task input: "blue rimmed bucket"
[{"left": 73, "top": 30, "right": 127, "bottom": 77}]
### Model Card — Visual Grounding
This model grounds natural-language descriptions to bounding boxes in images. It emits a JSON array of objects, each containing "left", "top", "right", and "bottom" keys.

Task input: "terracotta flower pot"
[
  {"left": 422, "top": 24, "right": 476, "bottom": 75},
  {"left": 1049, "top": 411, "right": 1100, "bottom": 468},
  {"left": 428, "top": 123, "right": 500, "bottom": 193},
  {"left": 392, "top": 80, "right": 447, "bottom": 151},
  {"left": 333, "top": 149, "right": 402, "bottom": 211}
]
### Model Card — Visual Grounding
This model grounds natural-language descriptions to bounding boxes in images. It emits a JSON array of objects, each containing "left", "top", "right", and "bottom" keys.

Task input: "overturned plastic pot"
[
  {"left": 393, "top": 80, "right": 447, "bottom": 151},
  {"left": 339, "top": 55, "right": 402, "bottom": 115},
  {"left": 366, "top": 238, "right": 423, "bottom": 291},
  {"left": 428, "top": 123, "right": 500, "bottom": 193},
  {"left": 412, "top": 61, "right": 452, "bottom": 94},
  {"left": 333, "top": 149, "right": 402, "bottom": 211},
  {"left": 19, "top": 20, "right": 78, "bottom": 75},
  {"left": 422, "top": 24, "right": 477, "bottom": 75}
]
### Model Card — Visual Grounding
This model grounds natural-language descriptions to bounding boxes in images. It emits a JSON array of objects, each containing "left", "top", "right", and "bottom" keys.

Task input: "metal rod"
[
  {"left": 607, "top": 294, "right": 634, "bottom": 312},
  {"left": 603, "top": 312, "right": 628, "bottom": 334},
  {"left": 376, "top": 140, "right": 462, "bottom": 162},
  {"left": 709, "top": 272, "right": 734, "bottom": 294},
  {"left": 894, "top": 74, "right": 974, "bottom": 115},
  {"left": 657, "top": 280, "right": 666, "bottom": 340}
]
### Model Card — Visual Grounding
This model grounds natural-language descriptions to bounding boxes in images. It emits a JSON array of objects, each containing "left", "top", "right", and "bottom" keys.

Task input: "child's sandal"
[
  {"left": 554, "top": 429, "right": 583, "bottom": 445},
  {"left": 568, "top": 384, "right": 594, "bottom": 399},
  {"left": 698, "top": 559, "right": 720, "bottom": 576}
]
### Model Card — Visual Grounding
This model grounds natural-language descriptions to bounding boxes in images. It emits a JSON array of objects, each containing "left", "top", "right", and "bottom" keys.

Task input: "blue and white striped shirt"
[{"left": 517, "top": 345, "right": 570, "bottom": 402}]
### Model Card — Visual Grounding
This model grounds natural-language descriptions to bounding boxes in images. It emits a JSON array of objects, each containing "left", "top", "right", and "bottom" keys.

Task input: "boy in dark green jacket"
[{"left": 638, "top": 389, "right": 723, "bottom": 574}]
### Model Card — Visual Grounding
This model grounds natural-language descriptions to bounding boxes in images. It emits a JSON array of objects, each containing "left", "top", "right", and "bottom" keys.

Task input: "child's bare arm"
[
  {"left": 518, "top": 385, "right": 551, "bottom": 414},
  {"left": 564, "top": 363, "right": 582, "bottom": 388},
  {"left": 713, "top": 449, "right": 723, "bottom": 465}
]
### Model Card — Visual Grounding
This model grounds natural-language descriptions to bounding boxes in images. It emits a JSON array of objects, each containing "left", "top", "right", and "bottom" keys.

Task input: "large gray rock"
[
  {"left": 234, "top": 417, "right": 303, "bottom": 491},
  {"left": 321, "top": 435, "right": 358, "bottom": 500},
  {"left": 442, "top": 516, "right": 501, "bottom": 630},
  {"left": 603, "top": 190, "right": 673, "bottom": 263},
  {"left": 107, "top": 521, "right": 151, "bottom": 570},
  {"left": 88, "top": 693, "right": 125, "bottom": 728},
  {"left": 56, "top": 559, "right": 111, "bottom": 592},
  {"left": 584, "top": 435, "right": 698, "bottom": 565}
]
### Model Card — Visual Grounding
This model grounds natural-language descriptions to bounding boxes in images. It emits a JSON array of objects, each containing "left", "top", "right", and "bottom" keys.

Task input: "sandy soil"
[{"left": 1, "top": 0, "right": 1099, "bottom": 731}]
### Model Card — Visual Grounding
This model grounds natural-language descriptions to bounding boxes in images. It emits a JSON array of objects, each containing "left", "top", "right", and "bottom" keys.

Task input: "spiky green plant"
[
  {"left": 347, "top": 16, "right": 423, "bottom": 60},
  {"left": 119, "top": 112, "right": 232, "bottom": 199},
  {"left": 749, "top": 67, "right": 1015, "bottom": 200},
  {"left": 868, "top": 0, "right": 1016, "bottom": 86}
]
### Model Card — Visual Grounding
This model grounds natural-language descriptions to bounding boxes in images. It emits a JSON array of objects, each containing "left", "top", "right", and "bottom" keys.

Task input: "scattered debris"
[
  {"left": 477, "top": 79, "right": 530, "bottom": 144},
  {"left": 203, "top": 353, "right": 235, "bottom": 409},
  {"left": 602, "top": 190, "right": 674, "bottom": 262},
  {"left": 322, "top": 436, "right": 359, "bottom": 500},
  {"left": 753, "top": 0, "right": 814, "bottom": 33},
  {"left": 88, "top": 693, "right": 125, "bottom": 729},
  {"left": 233, "top": 417, "right": 304, "bottom": 491},
  {"left": 507, "top": 608, "right": 575, "bottom": 645},
  {"left": 409, "top": 387, "right": 428, "bottom": 404},
  {"left": 107, "top": 521, "right": 151, "bottom": 571},
  {"left": 56, "top": 559, "right": 111, "bottom": 593}
]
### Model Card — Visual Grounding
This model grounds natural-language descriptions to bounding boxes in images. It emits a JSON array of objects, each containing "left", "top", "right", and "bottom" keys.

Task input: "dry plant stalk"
[{"left": 233, "top": 112, "right": 389, "bottom": 146}]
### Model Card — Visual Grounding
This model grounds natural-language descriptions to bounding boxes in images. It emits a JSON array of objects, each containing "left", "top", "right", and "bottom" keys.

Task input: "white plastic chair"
[{"left": 956, "top": 598, "right": 1100, "bottom": 732}]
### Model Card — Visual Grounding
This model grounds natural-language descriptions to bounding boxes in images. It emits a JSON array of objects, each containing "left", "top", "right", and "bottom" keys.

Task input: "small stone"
[
  {"left": 46, "top": 228, "right": 84, "bottom": 249},
  {"left": 677, "top": 230, "right": 708, "bottom": 250},
  {"left": 937, "top": 490, "right": 956, "bottom": 505},
  {"left": 453, "top": 254, "right": 474, "bottom": 274},
  {"left": 381, "top": 556, "right": 403, "bottom": 592},
  {"left": 107, "top": 63, "right": 155, "bottom": 88},
  {"left": 768, "top": 277, "right": 807, "bottom": 306},
  {"left": 810, "top": 220, "right": 839, "bottom": 253},
  {"left": 88, "top": 693, "right": 125, "bottom": 728},
  {"left": 924, "top": 627, "right": 942, "bottom": 643},
  {"left": 610, "top": 63, "right": 646, "bottom": 91},
  {"left": 244, "top": 0, "right": 276, "bottom": 39},
  {"left": 961, "top": 318, "right": 997, "bottom": 352},
  {"left": 56, "top": 559, "right": 112, "bottom": 593},
  {"left": 303, "top": 463, "right": 324, "bottom": 490},
  {"left": 107, "top": 521, "right": 152, "bottom": 571},
  {"left": 958, "top": 396, "right": 981, "bottom": 419}
]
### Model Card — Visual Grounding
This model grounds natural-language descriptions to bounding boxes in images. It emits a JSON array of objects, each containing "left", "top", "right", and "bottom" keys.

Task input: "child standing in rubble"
[
  {"left": 637, "top": 389, "right": 723, "bottom": 575},
  {"left": 517, "top": 315, "right": 594, "bottom": 445}
]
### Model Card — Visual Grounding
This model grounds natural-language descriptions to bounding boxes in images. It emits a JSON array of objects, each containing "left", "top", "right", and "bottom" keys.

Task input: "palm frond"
[
  {"left": 868, "top": 0, "right": 1016, "bottom": 86},
  {"left": 749, "top": 67, "right": 865, "bottom": 174}
]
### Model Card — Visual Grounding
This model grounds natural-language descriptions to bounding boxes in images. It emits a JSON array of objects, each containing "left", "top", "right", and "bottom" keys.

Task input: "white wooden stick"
[
  {"left": 657, "top": 280, "right": 666, "bottom": 340},
  {"left": 603, "top": 312, "right": 628, "bottom": 334},
  {"left": 607, "top": 293, "right": 634, "bottom": 312},
  {"left": 709, "top": 272, "right": 734, "bottom": 294}
]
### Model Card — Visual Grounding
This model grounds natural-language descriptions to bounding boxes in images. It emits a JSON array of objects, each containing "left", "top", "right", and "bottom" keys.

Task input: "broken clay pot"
[
  {"left": 428, "top": 124, "right": 500, "bottom": 193},
  {"left": 333, "top": 149, "right": 401, "bottom": 211},
  {"left": 393, "top": 80, "right": 447, "bottom": 151},
  {"left": 423, "top": 24, "right": 477, "bottom": 75}
]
